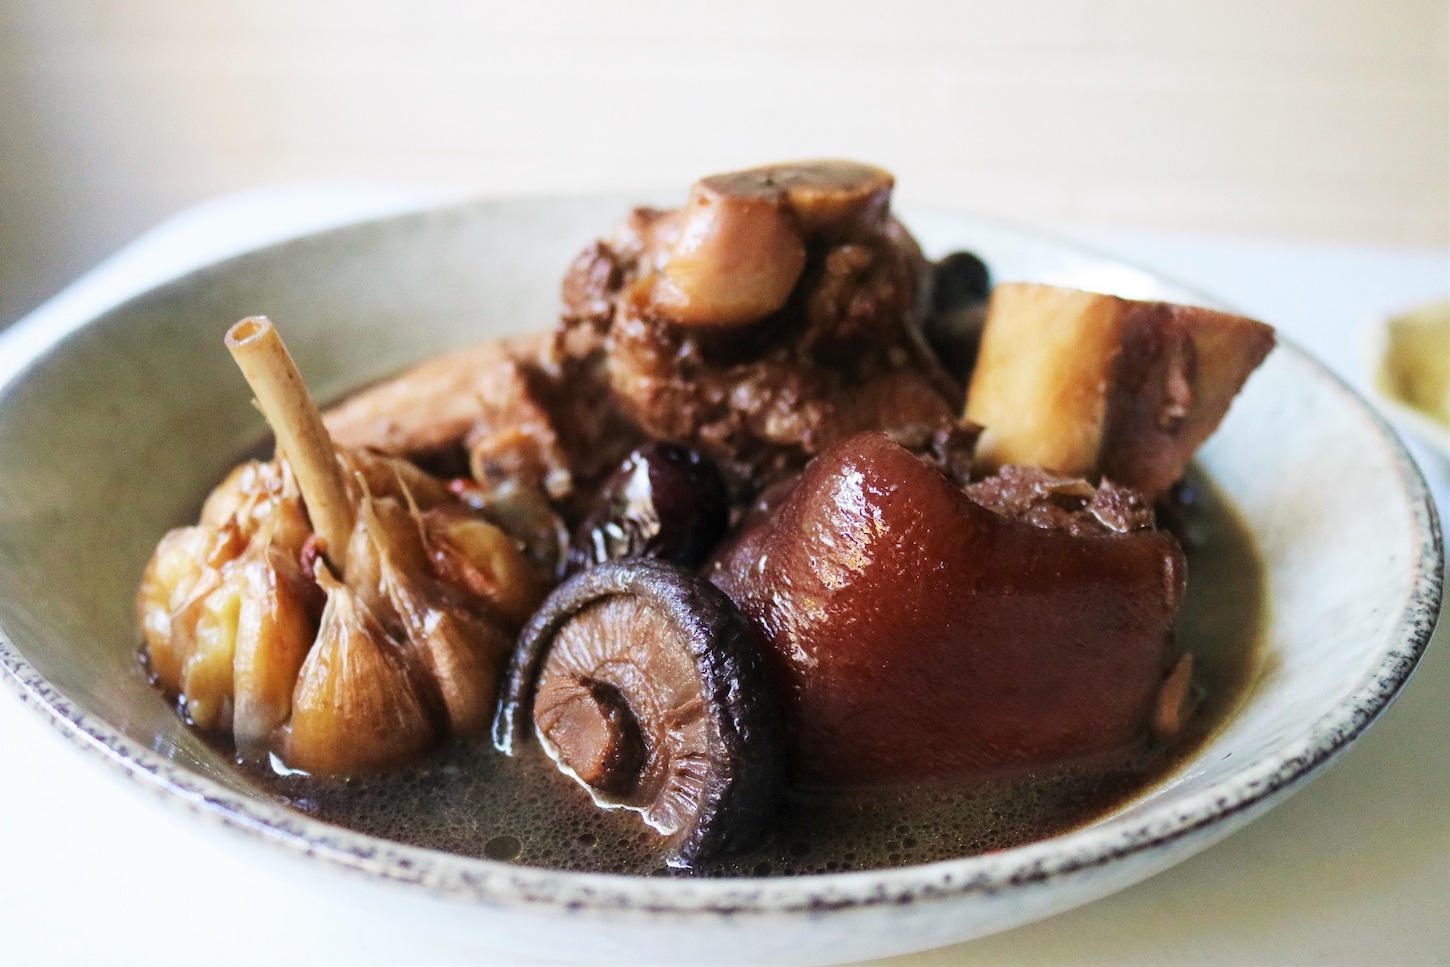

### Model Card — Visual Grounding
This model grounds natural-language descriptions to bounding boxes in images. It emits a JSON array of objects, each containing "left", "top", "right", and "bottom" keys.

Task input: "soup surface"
[{"left": 215, "top": 469, "right": 1263, "bottom": 877}]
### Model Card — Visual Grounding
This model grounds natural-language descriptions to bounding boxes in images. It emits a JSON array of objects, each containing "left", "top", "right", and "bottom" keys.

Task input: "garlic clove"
[
  {"left": 397, "top": 591, "right": 511, "bottom": 736},
  {"left": 450, "top": 476, "right": 568, "bottom": 583},
  {"left": 286, "top": 565, "right": 439, "bottom": 775},
  {"left": 175, "top": 567, "right": 246, "bottom": 732},
  {"left": 199, "top": 462, "right": 263, "bottom": 530},
  {"left": 350, "top": 494, "right": 516, "bottom": 734},
  {"left": 232, "top": 503, "right": 321, "bottom": 755},
  {"left": 140, "top": 460, "right": 286, "bottom": 696},
  {"left": 424, "top": 506, "right": 545, "bottom": 629},
  {"left": 200, "top": 459, "right": 294, "bottom": 536},
  {"left": 342, "top": 505, "right": 389, "bottom": 625},
  {"left": 345, "top": 493, "right": 432, "bottom": 631},
  {"left": 137, "top": 525, "right": 213, "bottom": 690}
]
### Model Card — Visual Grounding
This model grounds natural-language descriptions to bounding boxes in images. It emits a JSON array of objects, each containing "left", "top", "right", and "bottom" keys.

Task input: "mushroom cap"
[{"left": 493, "top": 559, "right": 781, "bottom": 868}]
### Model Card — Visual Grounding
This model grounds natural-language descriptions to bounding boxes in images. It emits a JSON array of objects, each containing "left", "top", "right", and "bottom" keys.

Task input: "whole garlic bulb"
[{"left": 138, "top": 448, "right": 545, "bottom": 774}]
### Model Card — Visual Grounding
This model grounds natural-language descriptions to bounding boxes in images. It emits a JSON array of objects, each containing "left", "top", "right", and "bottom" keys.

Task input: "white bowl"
[{"left": 0, "top": 197, "right": 1440, "bottom": 965}]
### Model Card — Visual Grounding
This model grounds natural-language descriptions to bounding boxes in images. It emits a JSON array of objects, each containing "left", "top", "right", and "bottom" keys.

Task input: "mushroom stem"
[{"left": 225, "top": 316, "right": 354, "bottom": 573}]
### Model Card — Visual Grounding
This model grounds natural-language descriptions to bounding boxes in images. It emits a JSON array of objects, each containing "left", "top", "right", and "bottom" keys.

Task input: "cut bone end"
[
  {"left": 650, "top": 161, "right": 898, "bottom": 328},
  {"left": 700, "top": 160, "right": 894, "bottom": 233},
  {"left": 652, "top": 185, "right": 806, "bottom": 327}
]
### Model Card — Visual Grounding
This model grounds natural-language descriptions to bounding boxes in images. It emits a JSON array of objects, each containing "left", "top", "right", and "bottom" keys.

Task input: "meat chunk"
[
  {"left": 964, "top": 465, "right": 1156, "bottom": 536},
  {"left": 328, "top": 163, "right": 967, "bottom": 506},
  {"left": 557, "top": 160, "right": 963, "bottom": 495},
  {"left": 965, "top": 283, "right": 1275, "bottom": 498},
  {"left": 324, "top": 334, "right": 640, "bottom": 514},
  {"left": 324, "top": 338, "right": 529, "bottom": 465},
  {"left": 709, "top": 432, "right": 1186, "bottom": 786}
]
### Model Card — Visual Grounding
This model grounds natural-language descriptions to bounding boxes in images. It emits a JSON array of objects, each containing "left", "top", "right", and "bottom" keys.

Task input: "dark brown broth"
[{"left": 225, "top": 469, "right": 1263, "bottom": 877}]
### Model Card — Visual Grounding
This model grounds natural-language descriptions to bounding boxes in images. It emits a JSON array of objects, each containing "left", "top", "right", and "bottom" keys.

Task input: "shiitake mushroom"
[{"left": 493, "top": 559, "right": 781, "bottom": 869}]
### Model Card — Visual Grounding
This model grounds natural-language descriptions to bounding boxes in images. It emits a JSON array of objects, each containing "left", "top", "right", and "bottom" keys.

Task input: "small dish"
[
  {"left": 0, "top": 197, "right": 1440, "bottom": 965},
  {"left": 1372, "top": 299, "right": 1450, "bottom": 458}
]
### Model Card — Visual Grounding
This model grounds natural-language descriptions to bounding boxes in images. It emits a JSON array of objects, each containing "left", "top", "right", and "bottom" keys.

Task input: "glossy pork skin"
[{"left": 709, "top": 432, "right": 1186, "bottom": 786}]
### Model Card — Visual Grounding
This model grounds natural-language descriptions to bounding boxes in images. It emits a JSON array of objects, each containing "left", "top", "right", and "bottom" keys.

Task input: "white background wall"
[{"left": 2, "top": 0, "right": 1447, "bottom": 327}]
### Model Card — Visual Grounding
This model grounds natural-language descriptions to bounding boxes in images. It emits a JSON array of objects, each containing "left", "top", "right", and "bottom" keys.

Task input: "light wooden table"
[{"left": 1, "top": 186, "right": 1447, "bottom": 966}]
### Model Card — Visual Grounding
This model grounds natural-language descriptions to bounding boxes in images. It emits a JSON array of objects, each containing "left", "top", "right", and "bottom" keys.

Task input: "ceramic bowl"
[{"left": 0, "top": 197, "right": 1440, "bottom": 966}]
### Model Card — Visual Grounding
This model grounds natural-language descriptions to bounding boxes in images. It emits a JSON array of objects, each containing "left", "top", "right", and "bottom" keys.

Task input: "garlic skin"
[
  {"left": 286, "top": 563, "right": 440, "bottom": 775},
  {"left": 175, "top": 567, "right": 244, "bottom": 731},
  {"left": 342, "top": 448, "right": 453, "bottom": 510},
  {"left": 408, "top": 606, "right": 511, "bottom": 737},
  {"left": 350, "top": 494, "right": 516, "bottom": 736}
]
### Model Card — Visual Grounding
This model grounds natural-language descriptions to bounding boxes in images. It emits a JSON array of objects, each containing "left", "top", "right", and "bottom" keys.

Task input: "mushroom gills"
[{"left": 495, "top": 560, "right": 781, "bottom": 868}]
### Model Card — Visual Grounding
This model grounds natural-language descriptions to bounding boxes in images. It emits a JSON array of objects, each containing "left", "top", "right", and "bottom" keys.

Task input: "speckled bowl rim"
[{"left": 0, "top": 200, "right": 1441, "bottom": 921}]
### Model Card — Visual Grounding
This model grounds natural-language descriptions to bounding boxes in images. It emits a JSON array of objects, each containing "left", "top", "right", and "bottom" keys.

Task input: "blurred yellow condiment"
[{"left": 1377, "top": 301, "right": 1450, "bottom": 428}]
